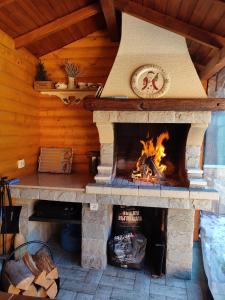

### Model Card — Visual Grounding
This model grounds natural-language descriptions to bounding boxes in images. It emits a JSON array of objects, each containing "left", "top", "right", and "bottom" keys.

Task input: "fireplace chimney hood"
[{"left": 101, "top": 13, "right": 206, "bottom": 99}]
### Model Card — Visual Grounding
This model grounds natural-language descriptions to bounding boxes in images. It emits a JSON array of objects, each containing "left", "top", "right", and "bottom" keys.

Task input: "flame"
[{"left": 133, "top": 131, "right": 169, "bottom": 180}]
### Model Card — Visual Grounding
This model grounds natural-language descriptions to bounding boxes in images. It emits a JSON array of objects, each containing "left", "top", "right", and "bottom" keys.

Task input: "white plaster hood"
[{"left": 101, "top": 13, "right": 206, "bottom": 99}]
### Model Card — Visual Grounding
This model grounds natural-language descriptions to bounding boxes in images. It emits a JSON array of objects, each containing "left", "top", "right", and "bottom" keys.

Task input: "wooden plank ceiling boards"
[
  {"left": 0, "top": 0, "right": 224, "bottom": 79},
  {"left": 14, "top": 4, "right": 102, "bottom": 48},
  {"left": 114, "top": 0, "right": 225, "bottom": 49}
]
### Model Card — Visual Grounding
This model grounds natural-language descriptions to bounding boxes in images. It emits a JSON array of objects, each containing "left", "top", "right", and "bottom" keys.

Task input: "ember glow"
[{"left": 132, "top": 131, "right": 169, "bottom": 182}]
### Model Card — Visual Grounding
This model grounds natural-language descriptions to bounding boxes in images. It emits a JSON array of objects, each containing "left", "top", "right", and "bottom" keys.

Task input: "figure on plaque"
[{"left": 142, "top": 71, "right": 159, "bottom": 92}]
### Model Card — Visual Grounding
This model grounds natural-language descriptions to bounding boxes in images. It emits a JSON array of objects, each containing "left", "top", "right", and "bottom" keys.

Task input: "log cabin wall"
[
  {"left": 39, "top": 31, "right": 119, "bottom": 173},
  {"left": 0, "top": 29, "right": 39, "bottom": 179}
]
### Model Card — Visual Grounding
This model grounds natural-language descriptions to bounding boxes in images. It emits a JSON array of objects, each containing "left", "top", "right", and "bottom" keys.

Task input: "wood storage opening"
[{"left": 0, "top": 240, "right": 59, "bottom": 299}]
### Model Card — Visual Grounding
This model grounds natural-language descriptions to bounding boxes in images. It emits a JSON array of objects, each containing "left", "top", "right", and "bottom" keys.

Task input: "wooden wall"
[
  {"left": 0, "top": 29, "right": 39, "bottom": 179},
  {"left": 40, "top": 31, "right": 118, "bottom": 173}
]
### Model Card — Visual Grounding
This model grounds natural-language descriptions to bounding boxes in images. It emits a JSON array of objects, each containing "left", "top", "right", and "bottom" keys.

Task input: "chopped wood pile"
[{"left": 1, "top": 250, "right": 58, "bottom": 298}]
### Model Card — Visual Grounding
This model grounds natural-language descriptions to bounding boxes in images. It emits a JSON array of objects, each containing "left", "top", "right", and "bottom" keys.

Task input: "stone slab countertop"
[
  {"left": 11, "top": 173, "right": 94, "bottom": 192},
  {"left": 10, "top": 173, "right": 219, "bottom": 211}
]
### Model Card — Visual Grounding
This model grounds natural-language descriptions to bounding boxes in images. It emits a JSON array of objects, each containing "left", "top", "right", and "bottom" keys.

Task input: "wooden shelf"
[
  {"left": 39, "top": 88, "right": 98, "bottom": 105},
  {"left": 83, "top": 97, "right": 225, "bottom": 111},
  {"left": 29, "top": 214, "right": 81, "bottom": 224}
]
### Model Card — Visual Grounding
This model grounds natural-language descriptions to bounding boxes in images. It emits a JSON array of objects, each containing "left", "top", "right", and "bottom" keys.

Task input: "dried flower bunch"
[{"left": 64, "top": 60, "right": 79, "bottom": 77}]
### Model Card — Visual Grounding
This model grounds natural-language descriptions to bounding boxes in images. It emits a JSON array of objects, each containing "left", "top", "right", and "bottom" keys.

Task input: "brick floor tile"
[
  {"left": 100, "top": 274, "right": 134, "bottom": 290},
  {"left": 149, "top": 295, "right": 166, "bottom": 300},
  {"left": 85, "top": 269, "right": 103, "bottom": 284},
  {"left": 185, "top": 281, "right": 203, "bottom": 300},
  {"left": 76, "top": 293, "right": 93, "bottom": 300},
  {"left": 56, "top": 289, "right": 76, "bottom": 300},
  {"left": 59, "top": 267, "right": 87, "bottom": 281},
  {"left": 62, "top": 279, "right": 98, "bottom": 294},
  {"left": 134, "top": 272, "right": 151, "bottom": 293},
  {"left": 151, "top": 277, "right": 166, "bottom": 286},
  {"left": 93, "top": 286, "right": 112, "bottom": 300},
  {"left": 104, "top": 265, "right": 118, "bottom": 276},
  {"left": 117, "top": 269, "right": 137, "bottom": 280},
  {"left": 111, "top": 288, "right": 149, "bottom": 300},
  {"left": 166, "top": 297, "right": 188, "bottom": 300},
  {"left": 150, "top": 283, "right": 187, "bottom": 299},
  {"left": 166, "top": 278, "right": 187, "bottom": 289}
]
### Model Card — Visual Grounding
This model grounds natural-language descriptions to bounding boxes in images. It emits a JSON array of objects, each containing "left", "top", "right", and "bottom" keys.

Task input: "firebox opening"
[
  {"left": 115, "top": 123, "right": 191, "bottom": 187},
  {"left": 108, "top": 206, "right": 168, "bottom": 277}
]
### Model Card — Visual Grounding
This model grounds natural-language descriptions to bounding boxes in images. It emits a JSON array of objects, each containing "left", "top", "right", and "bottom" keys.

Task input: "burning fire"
[{"left": 132, "top": 131, "right": 169, "bottom": 181}]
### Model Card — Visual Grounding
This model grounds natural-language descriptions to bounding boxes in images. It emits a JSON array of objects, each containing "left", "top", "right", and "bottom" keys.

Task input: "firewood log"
[
  {"left": 38, "top": 276, "right": 54, "bottom": 290},
  {"left": 46, "top": 267, "right": 58, "bottom": 280},
  {"left": 46, "top": 280, "right": 57, "bottom": 299},
  {"left": 1, "top": 272, "right": 20, "bottom": 295},
  {"left": 37, "top": 287, "right": 48, "bottom": 298},
  {"left": 22, "top": 251, "right": 53, "bottom": 288},
  {"left": 4, "top": 259, "right": 35, "bottom": 290},
  {"left": 22, "top": 283, "right": 38, "bottom": 297},
  {"left": 33, "top": 249, "right": 58, "bottom": 279},
  {"left": 23, "top": 252, "right": 40, "bottom": 276}
]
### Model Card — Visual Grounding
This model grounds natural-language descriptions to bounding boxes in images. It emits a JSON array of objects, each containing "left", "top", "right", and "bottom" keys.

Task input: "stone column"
[
  {"left": 95, "top": 122, "right": 114, "bottom": 183},
  {"left": 82, "top": 203, "right": 113, "bottom": 269},
  {"left": 166, "top": 208, "right": 195, "bottom": 279},
  {"left": 186, "top": 123, "right": 208, "bottom": 187}
]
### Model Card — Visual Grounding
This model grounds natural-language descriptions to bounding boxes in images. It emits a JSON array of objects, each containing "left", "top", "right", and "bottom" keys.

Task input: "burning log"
[{"left": 132, "top": 131, "right": 169, "bottom": 183}]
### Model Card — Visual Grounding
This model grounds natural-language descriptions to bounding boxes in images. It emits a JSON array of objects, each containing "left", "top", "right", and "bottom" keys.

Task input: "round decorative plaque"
[{"left": 130, "top": 64, "right": 170, "bottom": 98}]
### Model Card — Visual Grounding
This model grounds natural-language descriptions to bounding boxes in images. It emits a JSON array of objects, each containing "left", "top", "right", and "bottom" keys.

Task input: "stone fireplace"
[
  {"left": 85, "top": 110, "right": 218, "bottom": 279},
  {"left": 84, "top": 13, "right": 219, "bottom": 279}
]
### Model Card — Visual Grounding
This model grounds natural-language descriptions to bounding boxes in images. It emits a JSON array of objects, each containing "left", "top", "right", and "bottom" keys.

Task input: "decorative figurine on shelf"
[
  {"left": 64, "top": 60, "right": 79, "bottom": 89},
  {"left": 34, "top": 61, "right": 53, "bottom": 90},
  {"left": 55, "top": 82, "right": 67, "bottom": 89}
]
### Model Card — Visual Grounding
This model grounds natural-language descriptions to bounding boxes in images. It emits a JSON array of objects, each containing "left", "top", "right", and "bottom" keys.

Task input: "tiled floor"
[{"left": 48, "top": 238, "right": 213, "bottom": 300}]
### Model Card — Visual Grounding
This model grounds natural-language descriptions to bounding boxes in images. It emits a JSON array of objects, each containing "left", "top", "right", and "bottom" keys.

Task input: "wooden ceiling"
[{"left": 0, "top": 0, "right": 224, "bottom": 80}]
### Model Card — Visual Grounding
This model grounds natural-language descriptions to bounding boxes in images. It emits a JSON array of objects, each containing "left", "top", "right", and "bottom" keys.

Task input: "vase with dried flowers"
[{"left": 64, "top": 60, "right": 79, "bottom": 89}]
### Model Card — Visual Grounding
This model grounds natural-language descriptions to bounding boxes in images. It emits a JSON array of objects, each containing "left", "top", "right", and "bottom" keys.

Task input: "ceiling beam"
[
  {"left": 14, "top": 3, "right": 101, "bottom": 49},
  {"left": 193, "top": 62, "right": 205, "bottom": 73},
  {"left": 200, "top": 47, "right": 225, "bottom": 80},
  {"left": 100, "top": 0, "right": 120, "bottom": 41},
  {"left": 0, "top": 0, "right": 15, "bottom": 9},
  {"left": 114, "top": 0, "right": 225, "bottom": 49},
  {"left": 213, "top": 0, "right": 225, "bottom": 3}
]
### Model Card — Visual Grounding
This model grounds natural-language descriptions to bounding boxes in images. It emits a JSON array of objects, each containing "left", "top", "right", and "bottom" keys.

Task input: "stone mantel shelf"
[{"left": 83, "top": 97, "right": 225, "bottom": 111}]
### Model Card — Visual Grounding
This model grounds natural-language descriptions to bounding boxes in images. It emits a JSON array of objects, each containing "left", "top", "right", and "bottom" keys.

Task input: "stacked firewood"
[{"left": 1, "top": 250, "right": 58, "bottom": 298}]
